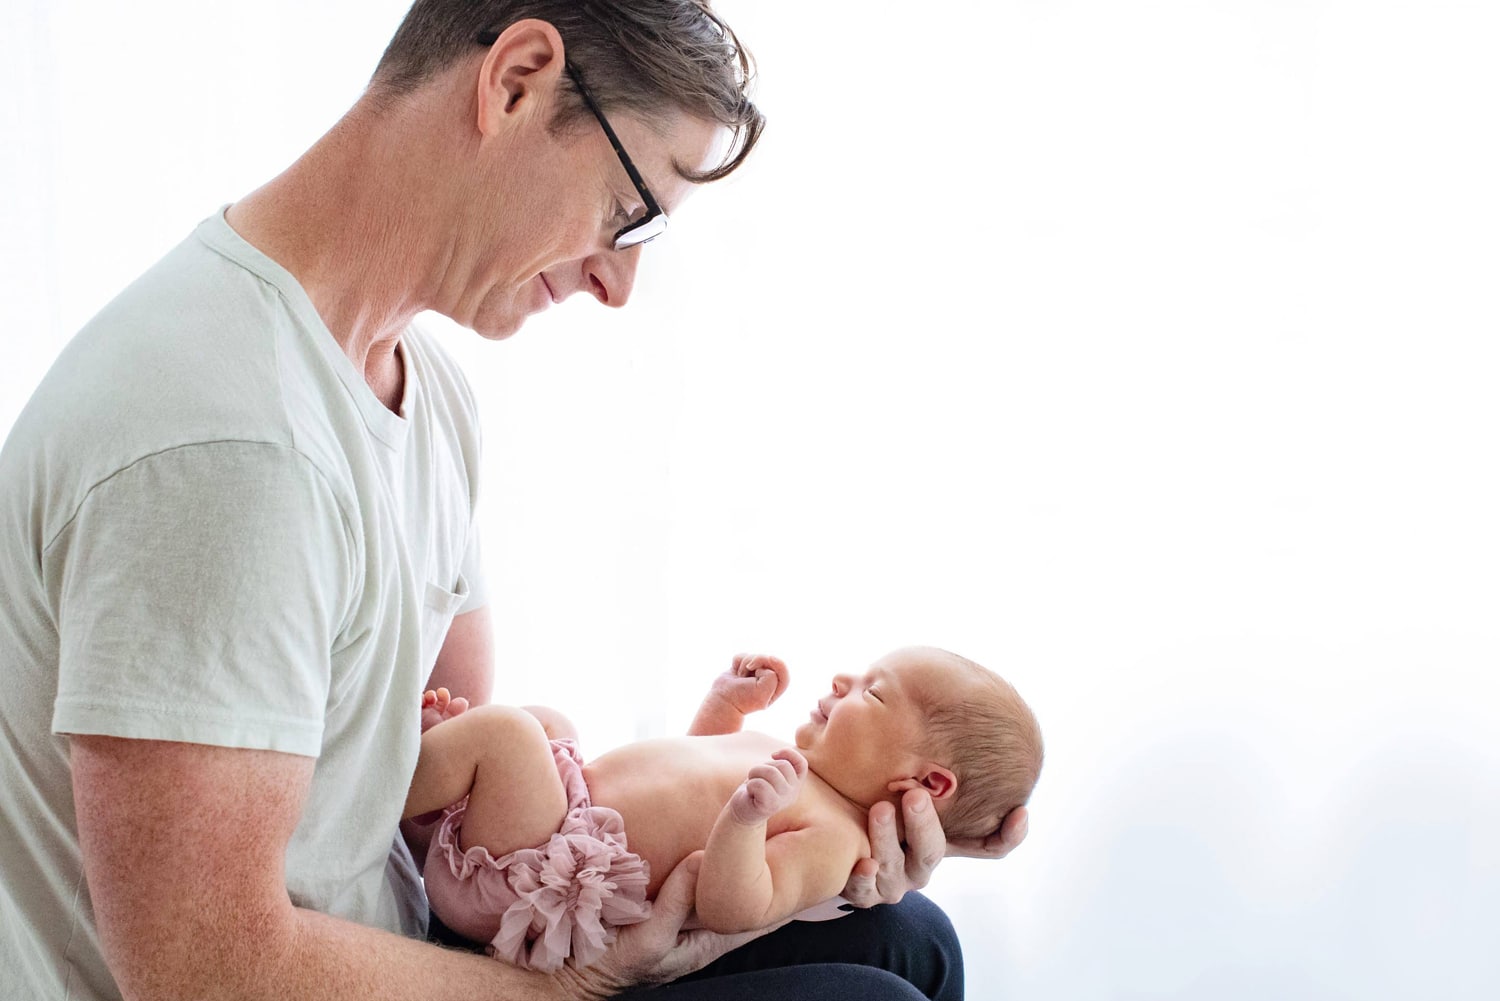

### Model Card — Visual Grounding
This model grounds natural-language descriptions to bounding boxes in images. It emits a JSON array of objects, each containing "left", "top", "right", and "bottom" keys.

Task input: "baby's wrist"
[
  {"left": 693, "top": 692, "right": 747, "bottom": 730},
  {"left": 727, "top": 798, "right": 772, "bottom": 827}
]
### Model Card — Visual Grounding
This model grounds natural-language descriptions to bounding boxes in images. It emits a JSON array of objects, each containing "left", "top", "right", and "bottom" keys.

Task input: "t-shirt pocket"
[{"left": 420, "top": 574, "right": 470, "bottom": 676}]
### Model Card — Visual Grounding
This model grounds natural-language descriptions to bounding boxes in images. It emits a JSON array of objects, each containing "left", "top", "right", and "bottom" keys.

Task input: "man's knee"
[
  {"left": 613, "top": 964, "right": 930, "bottom": 1001},
  {"left": 676, "top": 891, "right": 964, "bottom": 1001},
  {"left": 858, "top": 893, "right": 964, "bottom": 1001}
]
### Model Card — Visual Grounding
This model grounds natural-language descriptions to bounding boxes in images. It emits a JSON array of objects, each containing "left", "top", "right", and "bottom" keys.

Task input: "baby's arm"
[
  {"left": 688, "top": 654, "right": 790, "bottom": 736},
  {"left": 695, "top": 750, "right": 862, "bottom": 933}
]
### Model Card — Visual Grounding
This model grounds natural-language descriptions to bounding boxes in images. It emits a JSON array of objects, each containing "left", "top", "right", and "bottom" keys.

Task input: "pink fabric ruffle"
[{"left": 425, "top": 739, "right": 651, "bottom": 972}]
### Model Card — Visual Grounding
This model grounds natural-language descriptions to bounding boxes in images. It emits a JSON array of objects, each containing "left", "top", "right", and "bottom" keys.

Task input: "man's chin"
[{"left": 473, "top": 312, "right": 523, "bottom": 341}]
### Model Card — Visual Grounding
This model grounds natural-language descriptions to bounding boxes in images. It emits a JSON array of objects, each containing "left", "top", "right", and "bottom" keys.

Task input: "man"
[{"left": 0, "top": 2, "right": 1026, "bottom": 999}]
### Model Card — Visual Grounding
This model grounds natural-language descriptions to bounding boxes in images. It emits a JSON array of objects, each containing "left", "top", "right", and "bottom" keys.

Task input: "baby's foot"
[
  {"left": 420, "top": 687, "right": 470, "bottom": 733},
  {"left": 729, "top": 749, "right": 807, "bottom": 825}
]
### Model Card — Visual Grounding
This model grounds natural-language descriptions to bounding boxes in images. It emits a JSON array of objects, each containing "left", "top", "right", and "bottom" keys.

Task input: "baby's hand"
[
  {"left": 728, "top": 749, "right": 807, "bottom": 825},
  {"left": 420, "top": 687, "right": 469, "bottom": 733},
  {"left": 708, "top": 654, "right": 790, "bottom": 718}
]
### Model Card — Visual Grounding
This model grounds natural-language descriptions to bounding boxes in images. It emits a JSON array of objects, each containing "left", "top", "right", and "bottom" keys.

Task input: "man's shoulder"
[
  {"left": 1, "top": 222, "right": 361, "bottom": 545},
  {"left": 32, "top": 223, "right": 305, "bottom": 435}
]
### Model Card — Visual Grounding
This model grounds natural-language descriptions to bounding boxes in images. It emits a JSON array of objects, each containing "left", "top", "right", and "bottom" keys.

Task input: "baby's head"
[{"left": 794, "top": 646, "right": 1043, "bottom": 840}]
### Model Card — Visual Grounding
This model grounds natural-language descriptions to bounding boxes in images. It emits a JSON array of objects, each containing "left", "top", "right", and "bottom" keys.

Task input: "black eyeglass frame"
[{"left": 476, "top": 32, "right": 667, "bottom": 250}]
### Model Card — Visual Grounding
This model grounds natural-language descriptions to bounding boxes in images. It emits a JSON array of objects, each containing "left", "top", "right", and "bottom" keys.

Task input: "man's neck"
[{"left": 224, "top": 99, "right": 457, "bottom": 404}]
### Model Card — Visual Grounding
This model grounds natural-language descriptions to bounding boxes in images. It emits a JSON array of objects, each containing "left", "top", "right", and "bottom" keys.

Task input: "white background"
[{"left": 3, "top": 2, "right": 1497, "bottom": 997}]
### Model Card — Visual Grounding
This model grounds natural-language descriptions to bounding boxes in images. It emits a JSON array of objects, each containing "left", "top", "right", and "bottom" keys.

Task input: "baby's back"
[{"left": 583, "top": 731, "right": 866, "bottom": 898}]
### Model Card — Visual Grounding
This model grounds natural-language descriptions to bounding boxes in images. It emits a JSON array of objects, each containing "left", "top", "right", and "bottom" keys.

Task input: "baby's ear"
[
  {"left": 919, "top": 764, "right": 958, "bottom": 802},
  {"left": 888, "top": 764, "right": 958, "bottom": 803}
]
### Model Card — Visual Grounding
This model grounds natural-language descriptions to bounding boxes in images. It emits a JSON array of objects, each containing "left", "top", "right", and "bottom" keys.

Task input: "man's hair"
[
  {"left": 915, "top": 650, "right": 1044, "bottom": 841},
  {"left": 369, "top": 0, "right": 764, "bottom": 182}
]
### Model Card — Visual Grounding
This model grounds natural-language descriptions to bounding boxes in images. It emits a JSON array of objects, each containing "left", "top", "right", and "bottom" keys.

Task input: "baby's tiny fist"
[{"left": 727, "top": 753, "right": 804, "bottom": 825}]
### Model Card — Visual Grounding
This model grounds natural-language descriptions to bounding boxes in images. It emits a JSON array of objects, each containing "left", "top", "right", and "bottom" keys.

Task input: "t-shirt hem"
[{"left": 52, "top": 700, "right": 324, "bottom": 757}]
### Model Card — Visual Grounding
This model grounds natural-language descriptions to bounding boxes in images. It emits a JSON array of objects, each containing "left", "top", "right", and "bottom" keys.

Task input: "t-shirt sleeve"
[
  {"left": 455, "top": 518, "right": 487, "bottom": 616},
  {"left": 50, "top": 441, "right": 354, "bottom": 757}
]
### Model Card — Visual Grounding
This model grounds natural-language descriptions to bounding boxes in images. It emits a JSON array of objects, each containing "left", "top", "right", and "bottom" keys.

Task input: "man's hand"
[
  {"left": 946, "top": 804, "right": 1030, "bottom": 861},
  {"left": 840, "top": 791, "right": 1031, "bottom": 908},
  {"left": 688, "top": 654, "right": 789, "bottom": 736},
  {"left": 551, "top": 852, "right": 778, "bottom": 999}
]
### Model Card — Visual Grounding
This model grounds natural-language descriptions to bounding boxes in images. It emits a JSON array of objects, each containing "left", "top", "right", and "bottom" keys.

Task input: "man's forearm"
[{"left": 132, "top": 905, "right": 588, "bottom": 1001}]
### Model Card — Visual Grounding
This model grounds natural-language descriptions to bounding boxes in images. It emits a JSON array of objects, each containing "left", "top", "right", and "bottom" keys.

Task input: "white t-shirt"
[{"left": 0, "top": 208, "right": 487, "bottom": 1000}]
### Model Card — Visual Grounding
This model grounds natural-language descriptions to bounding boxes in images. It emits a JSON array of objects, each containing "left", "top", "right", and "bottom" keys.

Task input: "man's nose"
[{"left": 584, "top": 244, "right": 642, "bottom": 308}]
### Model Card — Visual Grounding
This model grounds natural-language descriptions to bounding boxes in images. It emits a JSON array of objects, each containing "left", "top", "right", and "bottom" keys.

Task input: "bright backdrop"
[{"left": 3, "top": 2, "right": 1497, "bottom": 997}]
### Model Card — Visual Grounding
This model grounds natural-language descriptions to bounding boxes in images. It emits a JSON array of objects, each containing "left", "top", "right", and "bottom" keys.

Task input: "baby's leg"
[
  {"left": 522, "top": 704, "right": 579, "bottom": 742},
  {"left": 405, "top": 704, "right": 568, "bottom": 858}
]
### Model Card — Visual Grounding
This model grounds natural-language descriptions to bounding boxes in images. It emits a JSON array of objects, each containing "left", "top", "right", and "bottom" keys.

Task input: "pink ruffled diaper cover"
[{"left": 424, "top": 738, "right": 651, "bottom": 972}]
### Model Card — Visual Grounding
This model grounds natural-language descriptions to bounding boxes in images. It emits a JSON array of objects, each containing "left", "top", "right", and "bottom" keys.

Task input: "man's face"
[
  {"left": 794, "top": 649, "right": 950, "bottom": 807},
  {"left": 458, "top": 106, "right": 722, "bottom": 340}
]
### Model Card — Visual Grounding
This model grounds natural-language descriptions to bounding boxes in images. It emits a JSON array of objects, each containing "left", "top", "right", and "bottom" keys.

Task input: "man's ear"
[
  {"left": 475, "top": 18, "right": 566, "bottom": 135},
  {"left": 888, "top": 764, "right": 958, "bottom": 803}
]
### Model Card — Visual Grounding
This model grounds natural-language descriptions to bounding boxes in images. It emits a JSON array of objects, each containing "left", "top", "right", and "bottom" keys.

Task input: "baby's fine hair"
[{"left": 914, "top": 649, "right": 1043, "bottom": 840}]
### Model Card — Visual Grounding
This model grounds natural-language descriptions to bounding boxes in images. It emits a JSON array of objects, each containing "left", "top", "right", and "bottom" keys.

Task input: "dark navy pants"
[
  {"left": 621, "top": 894, "right": 960, "bottom": 1001},
  {"left": 615, "top": 893, "right": 964, "bottom": 1000},
  {"left": 429, "top": 893, "right": 963, "bottom": 1000}
]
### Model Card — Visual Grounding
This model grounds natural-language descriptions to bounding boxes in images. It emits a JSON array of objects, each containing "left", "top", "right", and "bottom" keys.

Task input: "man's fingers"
[
  {"left": 900, "top": 788, "right": 946, "bottom": 889},
  {"left": 866, "top": 799, "right": 910, "bottom": 903},
  {"left": 841, "top": 856, "right": 882, "bottom": 908},
  {"left": 662, "top": 917, "right": 785, "bottom": 983},
  {"left": 626, "top": 851, "right": 779, "bottom": 984},
  {"left": 947, "top": 805, "right": 1031, "bottom": 858},
  {"left": 622, "top": 850, "right": 699, "bottom": 970},
  {"left": 652, "top": 850, "right": 700, "bottom": 919},
  {"left": 994, "top": 804, "right": 1028, "bottom": 856}
]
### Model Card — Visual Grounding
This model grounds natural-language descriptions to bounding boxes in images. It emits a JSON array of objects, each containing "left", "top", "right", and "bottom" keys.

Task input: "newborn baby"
[{"left": 406, "top": 646, "right": 1043, "bottom": 971}]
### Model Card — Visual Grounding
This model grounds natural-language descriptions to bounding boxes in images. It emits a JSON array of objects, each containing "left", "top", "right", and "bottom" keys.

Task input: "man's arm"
[
  {"left": 73, "top": 735, "right": 764, "bottom": 1001},
  {"left": 427, "top": 606, "right": 495, "bottom": 707},
  {"left": 72, "top": 734, "right": 565, "bottom": 1001}
]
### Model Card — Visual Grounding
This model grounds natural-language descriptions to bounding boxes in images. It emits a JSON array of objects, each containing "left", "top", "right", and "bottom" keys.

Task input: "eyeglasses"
[{"left": 477, "top": 32, "right": 667, "bottom": 251}]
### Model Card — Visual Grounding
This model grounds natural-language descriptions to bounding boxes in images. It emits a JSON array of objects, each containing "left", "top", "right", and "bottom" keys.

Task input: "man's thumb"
[{"left": 654, "top": 850, "right": 704, "bottom": 921}]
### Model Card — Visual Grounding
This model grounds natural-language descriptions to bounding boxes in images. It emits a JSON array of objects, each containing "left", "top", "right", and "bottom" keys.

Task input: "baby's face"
[{"left": 793, "top": 648, "right": 955, "bottom": 807}]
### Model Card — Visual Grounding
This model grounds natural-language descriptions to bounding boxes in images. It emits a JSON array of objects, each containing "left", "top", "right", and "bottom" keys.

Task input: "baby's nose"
[{"left": 831, "top": 674, "right": 853, "bottom": 696}]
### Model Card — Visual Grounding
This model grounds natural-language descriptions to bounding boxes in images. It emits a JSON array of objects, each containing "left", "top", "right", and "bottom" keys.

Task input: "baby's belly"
[{"left": 583, "top": 732, "right": 785, "bottom": 898}]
